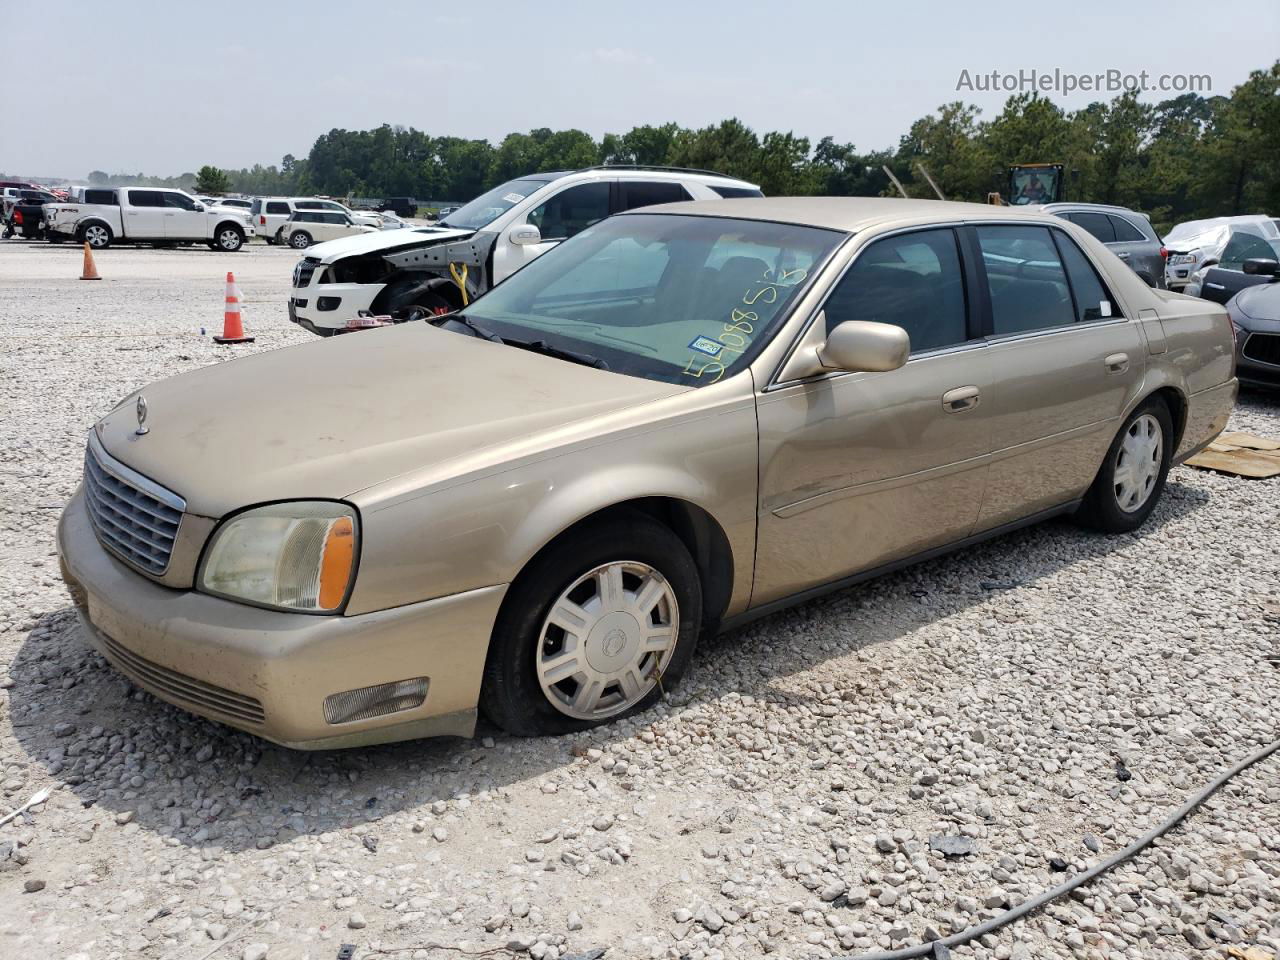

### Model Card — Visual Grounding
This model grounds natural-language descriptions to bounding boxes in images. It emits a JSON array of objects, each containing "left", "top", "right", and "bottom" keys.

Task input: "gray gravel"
[{"left": 0, "top": 240, "right": 1277, "bottom": 959}]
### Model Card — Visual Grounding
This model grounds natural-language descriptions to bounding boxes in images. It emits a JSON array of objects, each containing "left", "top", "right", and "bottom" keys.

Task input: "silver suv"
[{"left": 1039, "top": 203, "right": 1166, "bottom": 289}]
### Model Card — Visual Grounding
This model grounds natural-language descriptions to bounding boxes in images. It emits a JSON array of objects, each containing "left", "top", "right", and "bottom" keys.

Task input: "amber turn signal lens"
[{"left": 318, "top": 516, "right": 355, "bottom": 610}]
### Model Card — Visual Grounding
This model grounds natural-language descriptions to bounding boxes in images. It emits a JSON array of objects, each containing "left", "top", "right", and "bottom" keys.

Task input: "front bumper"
[
  {"left": 289, "top": 281, "right": 382, "bottom": 334},
  {"left": 57, "top": 490, "right": 506, "bottom": 749}
]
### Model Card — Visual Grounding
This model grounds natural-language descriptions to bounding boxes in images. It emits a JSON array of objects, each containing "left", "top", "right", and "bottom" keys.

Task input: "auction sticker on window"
[
  {"left": 502, "top": 193, "right": 525, "bottom": 204},
  {"left": 689, "top": 335, "right": 724, "bottom": 357}
]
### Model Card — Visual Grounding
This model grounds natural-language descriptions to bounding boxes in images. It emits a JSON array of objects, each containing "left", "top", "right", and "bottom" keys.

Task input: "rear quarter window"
[
  {"left": 266, "top": 201, "right": 291, "bottom": 215},
  {"left": 710, "top": 185, "right": 765, "bottom": 199},
  {"left": 1109, "top": 216, "right": 1147, "bottom": 243},
  {"left": 84, "top": 190, "right": 116, "bottom": 204}
]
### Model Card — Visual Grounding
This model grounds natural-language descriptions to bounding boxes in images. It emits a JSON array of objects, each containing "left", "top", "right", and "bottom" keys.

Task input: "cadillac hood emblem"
[{"left": 135, "top": 395, "right": 149, "bottom": 436}]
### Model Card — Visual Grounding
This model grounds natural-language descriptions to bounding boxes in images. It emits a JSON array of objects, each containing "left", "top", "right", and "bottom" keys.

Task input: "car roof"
[
  {"left": 1037, "top": 202, "right": 1147, "bottom": 217},
  {"left": 621, "top": 196, "right": 1067, "bottom": 233}
]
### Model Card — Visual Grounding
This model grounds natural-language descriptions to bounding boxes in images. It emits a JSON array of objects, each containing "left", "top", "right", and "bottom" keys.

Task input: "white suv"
[
  {"left": 277, "top": 210, "right": 378, "bottom": 248},
  {"left": 252, "top": 197, "right": 380, "bottom": 243},
  {"left": 287, "top": 166, "right": 763, "bottom": 335}
]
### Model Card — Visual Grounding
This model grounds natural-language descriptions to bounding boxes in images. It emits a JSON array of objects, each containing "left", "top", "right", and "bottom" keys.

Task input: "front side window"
[
  {"left": 976, "top": 225, "right": 1076, "bottom": 335},
  {"left": 462, "top": 213, "right": 841, "bottom": 386},
  {"left": 616, "top": 181, "right": 692, "bottom": 213},
  {"left": 822, "top": 228, "right": 969, "bottom": 353},
  {"left": 162, "top": 192, "right": 197, "bottom": 210},
  {"left": 440, "top": 178, "right": 551, "bottom": 231},
  {"left": 527, "top": 182, "right": 611, "bottom": 241},
  {"left": 1220, "top": 230, "right": 1280, "bottom": 270}
]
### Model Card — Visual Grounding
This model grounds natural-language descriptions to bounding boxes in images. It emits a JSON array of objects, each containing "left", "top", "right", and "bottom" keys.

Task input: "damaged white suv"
[{"left": 287, "top": 166, "right": 762, "bottom": 336}]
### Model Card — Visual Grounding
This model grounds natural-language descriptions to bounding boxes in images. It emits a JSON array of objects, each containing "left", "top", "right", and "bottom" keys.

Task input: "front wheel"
[
  {"left": 481, "top": 514, "right": 702, "bottom": 736},
  {"left": 216, "top": 226, "right": 244, "bottom": 252},
  {"left": 1074, "top": 397, "right": 1173, "bottom": 533},
  {"left": 289, "top": 230, "right": 312, "bottom": 249}
]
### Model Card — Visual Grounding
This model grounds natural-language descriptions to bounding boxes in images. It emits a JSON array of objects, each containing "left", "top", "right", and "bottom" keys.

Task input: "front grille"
[
  {"left": 293, "top": 257, "right": 320, "bottom": 287},
  {"left": 100, "top": 633, "right": 266, "bottom": 726},
  {"left": 83, "top": 437, "right": 184, "bottom": 576},
  {"left": 1242, "top": 333, "right": 1280, "bottom": 366}
]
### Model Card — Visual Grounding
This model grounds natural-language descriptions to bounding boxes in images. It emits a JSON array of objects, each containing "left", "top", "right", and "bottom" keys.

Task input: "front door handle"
[
  {"left": 941, "top": 385, "right": 980, "bottom": 412},
  {"left": 1104, "top": 352, "right": 1130, "bottom": 374},
  {"left": 1116, "top": 252, "right": 1130, "bottom": 259}
]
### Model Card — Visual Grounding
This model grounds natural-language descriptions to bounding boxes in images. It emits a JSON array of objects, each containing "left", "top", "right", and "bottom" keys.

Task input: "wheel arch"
[
  {"left": 214, "top": 218, "right": 245, "bottom": 237},
  {"left": 507, "top": 497, "right": 736, "bottom": 632},
  {"left": 76, "top": 217, "right": 113, "bottom": 238}
]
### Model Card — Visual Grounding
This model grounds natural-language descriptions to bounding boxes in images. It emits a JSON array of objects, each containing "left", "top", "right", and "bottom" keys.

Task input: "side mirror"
[
  {"left": 193, "top": 203, "right": 205, "bottom": 212},
  {"left": 818, "top": 320, "right": 910, "bottom": 373},
  {"left": 509, "top": 223, "right": 542, "bottom": 246},
  {"left": 1242, "top": 258, "right": 1279, "bottom": 277}
]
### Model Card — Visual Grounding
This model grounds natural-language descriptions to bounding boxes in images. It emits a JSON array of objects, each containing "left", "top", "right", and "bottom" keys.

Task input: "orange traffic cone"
[
  {"left": 80, "top": 241, "right": 101, "bottom": 280},
  {"left": 214, "top": 271, "right": 255, "bottom": 344}
]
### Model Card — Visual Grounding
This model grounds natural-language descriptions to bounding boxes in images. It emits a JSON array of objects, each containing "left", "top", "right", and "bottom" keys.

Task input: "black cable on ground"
[{"left": 842, "top": 737, "right": 1280, "bottom": 960}]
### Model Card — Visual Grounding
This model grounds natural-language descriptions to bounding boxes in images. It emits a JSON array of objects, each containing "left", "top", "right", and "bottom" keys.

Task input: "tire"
[
  {"left": 1074, "top": 396, "right": 1174, "bottom": 533},
  {"left": 263, "top": 237, "right": 275, "bottom": 246},
  {"left": 80, "top": 222, "right": 112, "bottom": 249},
  {"left": 289, "top": 230, "right": 312, "bottom": 249},
  {"left": 215, "top": 224, "right": 244, "bottom": 252},
  {"left": 480, "top": 513, "right": 702, "bottom": 737},
  {"left": 378, "top": 278, "right": 456, "bottom": 317}
]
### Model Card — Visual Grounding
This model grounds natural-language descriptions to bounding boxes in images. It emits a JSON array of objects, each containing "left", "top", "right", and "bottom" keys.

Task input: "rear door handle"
[
  {"left": 1205, "top": 282, "right": 1225, "bottom": 290},
  {"left": 1116, "top": 252, "right": 1130, "bottom": 259},
  {"left": 1104, "top": 352, "right": 1129, "bottom": 374},
  {"left": 941, "top": 385, "right": 980, "bottom": 412}
]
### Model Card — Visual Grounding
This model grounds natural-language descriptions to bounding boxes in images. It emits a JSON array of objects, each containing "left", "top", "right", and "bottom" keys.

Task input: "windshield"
[
  {"left": 440, "top": 178, "right": 551, "bottom": 231},
  {"left": 460, "top": 213, "right": 843, "bottom": 386}
]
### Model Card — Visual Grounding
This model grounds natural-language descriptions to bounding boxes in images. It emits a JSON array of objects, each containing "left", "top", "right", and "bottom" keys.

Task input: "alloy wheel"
[
  {"left": 535, "top": 561, "right": 679, "bottom": 720},
  {"left": 85, "top": 225, "right": 108, "bottom": 247}
]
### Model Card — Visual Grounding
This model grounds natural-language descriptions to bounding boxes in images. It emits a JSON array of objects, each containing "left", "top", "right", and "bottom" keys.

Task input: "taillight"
[
  {"left": 13, "top": 211, "right": 22, "bottom": 224},
  {"left": 1159, "top": 246, "right": 1168, "bottom": 259},
  {"left": 259, "top": 215, "right": 266, "bottom": 225}
]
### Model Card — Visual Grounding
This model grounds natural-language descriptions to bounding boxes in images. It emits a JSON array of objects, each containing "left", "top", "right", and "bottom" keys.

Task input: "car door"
[
  {"left": 161, "top": 192, "right": 205, "bottom": 239},
  {"left": 124, "top": 190, "right": 167, "bottom": 238},
  {"left": 970, "top": 223, "right": 1144, "bottom": 530},
  {"left": 495, "top": 181, "right": 613, "bottom": 282},
  {"left": 1199, "top": 230, "right": 1279, "bottom": 304},
  {"left": 1107, "top": 213, "right": 1161, "bottom": 287},
  {"left": 753, "top": 226, "right": 993, "bottom": 606}
]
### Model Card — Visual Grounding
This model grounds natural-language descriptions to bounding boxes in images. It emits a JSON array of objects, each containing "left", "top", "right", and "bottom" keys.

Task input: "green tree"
[{"left": 195, "top": 165, "right": 230, "bottom": 194}]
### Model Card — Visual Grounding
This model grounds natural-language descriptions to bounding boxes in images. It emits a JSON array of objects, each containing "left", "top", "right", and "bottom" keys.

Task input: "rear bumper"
[
  {"left": 1173, "top": 378, "right": 1238, "bottom": 464},
  {"left": 57, "top": 490, "right": 506, "bottom": 749}
]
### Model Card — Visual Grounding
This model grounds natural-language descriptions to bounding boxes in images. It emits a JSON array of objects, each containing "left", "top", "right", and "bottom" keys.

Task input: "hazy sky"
[{"left": 8, "top": 0, "right": 1278, "bottom": 181}]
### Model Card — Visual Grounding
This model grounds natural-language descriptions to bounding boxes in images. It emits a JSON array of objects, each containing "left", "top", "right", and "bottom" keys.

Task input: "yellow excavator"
[{"left": 988, "top": 163, "right": 1066, "bottom": 206}]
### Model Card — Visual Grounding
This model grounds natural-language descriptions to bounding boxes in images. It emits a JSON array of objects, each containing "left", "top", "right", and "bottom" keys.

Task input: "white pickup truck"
[{"left": 43, "top": 187, "right": 254, "bottom": 251}]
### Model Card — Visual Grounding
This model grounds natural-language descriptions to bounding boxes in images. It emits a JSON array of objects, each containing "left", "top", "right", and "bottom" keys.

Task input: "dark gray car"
[
  {"left": 1225, "top": 260, "right": 1280, "bottom": 388},
  {"left": 1040, "top": 203, "right": 1166, "bottom": 289}
]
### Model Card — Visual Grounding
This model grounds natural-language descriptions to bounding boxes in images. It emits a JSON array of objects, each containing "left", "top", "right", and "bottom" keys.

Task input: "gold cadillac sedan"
[{"left": 57, "top": 198, "right": 1236, "bottom": 748}]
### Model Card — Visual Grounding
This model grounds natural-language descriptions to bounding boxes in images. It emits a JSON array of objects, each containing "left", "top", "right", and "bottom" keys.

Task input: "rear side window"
[
  {"left": 616, "top": 181, "right": 692, "bottom": 212},
  {"left": 266, "top": 201, "right": 291, "bottom": 215},
  {"left": 85, "top": 189, "right": 116, "bottom": 204},
  {"left": 1066, "top": 212, "right": 1115, "bottom": 244},
  {"left": 127, "top": 190, "right": 165, "bottom": 207},
  {"left": 321, "top": 212, "right": 346, "bottom": 224},
  {"left": 823, "top": 228, "right": 969, "bottom": 353},
  {"left": 1109, "top": 216, "right": 1146, "bottom": 242},
  {"left": 710, "top": 185, "right": 765, "bottom": 199},
  {"left": 975, "top": 225, "right": 1076, "bottom": 335},
  {"left": 295, "top": 200, "right": 319, "bottom": 210},
  {"left": 1052, "top": 230, "right": 1119, "bottom": 322}
]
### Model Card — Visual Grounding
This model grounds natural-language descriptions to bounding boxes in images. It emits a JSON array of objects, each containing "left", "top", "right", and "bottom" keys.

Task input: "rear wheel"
[
  {"left": 1075, "top": 396, "right": 1173, "bottom": 533},
  {"left": 480, "top": 514, "right": 702, "bottom": 736},
  {"left": 81, "top": 223, "right": 112, "bottom": 249},
  {"left": 289, "top": 230, "right": 312, "bottom": 249}
]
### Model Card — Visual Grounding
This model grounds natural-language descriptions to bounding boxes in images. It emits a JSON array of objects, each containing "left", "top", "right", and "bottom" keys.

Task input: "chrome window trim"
[{"left": 87, "top": 431, "right": 186, "bottom": 513}]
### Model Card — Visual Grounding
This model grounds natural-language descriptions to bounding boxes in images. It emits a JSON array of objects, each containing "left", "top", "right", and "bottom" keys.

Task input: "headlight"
[
  {"left": 198, "top": 501, "right": 359, "bottom": 614},
  {"left": 1169, "top": 253, "right": 1197, "bottom": 265}
]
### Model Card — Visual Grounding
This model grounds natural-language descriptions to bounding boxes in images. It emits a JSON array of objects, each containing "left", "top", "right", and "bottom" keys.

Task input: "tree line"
[{"left": 83, "top": 61, "right": 1279, "bottom": 231}]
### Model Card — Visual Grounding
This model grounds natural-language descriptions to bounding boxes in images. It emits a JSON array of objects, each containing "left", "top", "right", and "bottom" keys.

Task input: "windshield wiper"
[
  {"left": 504, "top": 338, "right": 610, "bottom": 370},
  {"left": 431, "top": 312, "right": 503, "bottom": 342}
]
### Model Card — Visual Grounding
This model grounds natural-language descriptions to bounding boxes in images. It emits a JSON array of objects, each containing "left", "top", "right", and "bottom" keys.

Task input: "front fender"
[{"left": 345, "top": 384, "right": 760, "bottom": 618}]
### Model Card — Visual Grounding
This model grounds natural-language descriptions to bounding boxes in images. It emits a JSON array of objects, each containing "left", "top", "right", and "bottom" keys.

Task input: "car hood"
[
  {"left": 96, "top": 324, "right": 687, "bottom": 518},
  {"left": 305, "top": 226, "right": 474, "bottom": 262},
  {"left": 1232, "top": 282, "right": 1280, "bottom": 323}
]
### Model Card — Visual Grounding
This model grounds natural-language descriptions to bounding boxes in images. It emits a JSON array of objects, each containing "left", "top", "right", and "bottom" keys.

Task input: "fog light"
[
  {"left": 317, "top": 296, "right": 342, "bottom": 311},
  {"left": 324, "top": 678, "right": 428, "bottom": 724}
]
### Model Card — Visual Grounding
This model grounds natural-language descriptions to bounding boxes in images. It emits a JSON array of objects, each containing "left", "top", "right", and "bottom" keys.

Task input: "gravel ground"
[{"left": 0, "top": 240, "right": 1277, "bottom": 960}]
